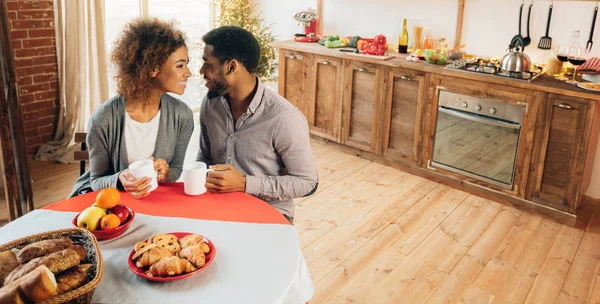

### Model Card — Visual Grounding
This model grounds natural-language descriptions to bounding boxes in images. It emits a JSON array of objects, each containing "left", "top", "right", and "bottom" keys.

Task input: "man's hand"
[
  {"left": 206, "top": 164, "right": 246, "bottom": 193},
  {"left": 151, "top": 157, "right": 169, "bottom": 182},
  {"left": 118, "top": 169, "right": 152, "bottom": 199}
]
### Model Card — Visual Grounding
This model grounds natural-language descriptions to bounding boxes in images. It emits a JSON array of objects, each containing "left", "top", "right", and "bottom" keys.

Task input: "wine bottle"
[{"left": 398, "top": 19, "right": 409, "bottom": 54}]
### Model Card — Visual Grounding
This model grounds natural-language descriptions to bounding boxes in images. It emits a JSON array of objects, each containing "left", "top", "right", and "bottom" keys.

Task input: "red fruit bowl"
[
  {"left": 72, "top": 206, "right": 135, "bottom": 241},
  {"left": 127, "top": 232, "right": 216, "bottom": 282}
]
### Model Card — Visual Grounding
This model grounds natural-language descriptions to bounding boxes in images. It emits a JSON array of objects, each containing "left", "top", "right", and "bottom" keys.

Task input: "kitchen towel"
[{"left": 578, "top": 57, "right": 600, "bottom": 73}]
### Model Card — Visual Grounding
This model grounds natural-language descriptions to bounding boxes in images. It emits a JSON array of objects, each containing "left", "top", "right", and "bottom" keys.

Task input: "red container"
[
  {"left": 127, "top": 232, "right": 216, "bottom": 282},
  {"left": 72, "top": 205, "right": 135, "bottom": 241}
]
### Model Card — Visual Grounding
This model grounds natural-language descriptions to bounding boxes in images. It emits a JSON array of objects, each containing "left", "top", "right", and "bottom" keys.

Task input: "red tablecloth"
[{"left": 43, "top": 183, "right": 289, "bottom": 225}]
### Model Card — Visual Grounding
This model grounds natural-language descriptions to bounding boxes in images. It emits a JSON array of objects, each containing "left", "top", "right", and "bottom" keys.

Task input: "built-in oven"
[{"left": 430, "top": 91, "right": 525, "bottom": 189}]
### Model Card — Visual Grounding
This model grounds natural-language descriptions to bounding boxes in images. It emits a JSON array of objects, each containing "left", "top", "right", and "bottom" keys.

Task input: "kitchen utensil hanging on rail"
[
  {"left": 523, "top": 2, "right": 533, "bottom": 47},
  {"left": 510, "top": 2, "right": 525, "bottom": 50},
  {"left": 586, "top": 3, "right": 598, "bottom": 52},
  {"left": 538, "top": 2, "right": 553, "bottom": 49}
]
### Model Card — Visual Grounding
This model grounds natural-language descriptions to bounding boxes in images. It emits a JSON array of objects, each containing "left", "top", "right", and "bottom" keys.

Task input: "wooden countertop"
[{"left": 271, "top": 40, "right": 600, "bottom": 100}]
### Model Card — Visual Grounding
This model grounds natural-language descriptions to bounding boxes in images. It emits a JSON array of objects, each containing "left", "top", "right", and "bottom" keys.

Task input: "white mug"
[
  {"left": 129, "top": 159, "right": 158, "bottom": 192},
  {"left": 183, "top": 162, "right": 214, "bottom": 196}
]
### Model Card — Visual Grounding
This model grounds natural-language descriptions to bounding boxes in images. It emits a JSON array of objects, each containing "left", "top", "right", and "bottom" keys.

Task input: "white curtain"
[{"left": 35, "top": 0, "right": 108, "bottom": 163}]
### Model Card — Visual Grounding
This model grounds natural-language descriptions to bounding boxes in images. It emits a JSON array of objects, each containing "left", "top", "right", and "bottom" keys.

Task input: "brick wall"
[{"left": 6, "top": 0, "right": 59, "bottom": 154}]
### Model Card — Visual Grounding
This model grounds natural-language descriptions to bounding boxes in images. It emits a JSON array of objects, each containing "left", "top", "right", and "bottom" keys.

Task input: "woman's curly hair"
[{"left": 111, "top": 18, "right": 186, "bottom": 101}]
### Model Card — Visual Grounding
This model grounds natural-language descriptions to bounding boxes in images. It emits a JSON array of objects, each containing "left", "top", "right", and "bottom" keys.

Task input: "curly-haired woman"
[{"left": 69, "top": 18, "right": 194, "bottom": 199}]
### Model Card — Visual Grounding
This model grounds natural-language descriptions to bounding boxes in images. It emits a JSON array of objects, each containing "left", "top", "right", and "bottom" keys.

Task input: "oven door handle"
[{"left": 438, "top": 107, "right": 521, "bottom": 130}]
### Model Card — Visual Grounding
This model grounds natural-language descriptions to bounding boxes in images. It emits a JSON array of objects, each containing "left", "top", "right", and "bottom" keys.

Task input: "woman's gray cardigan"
[{"left": 69, "top": 94, "right": 194, "bottom": 197}]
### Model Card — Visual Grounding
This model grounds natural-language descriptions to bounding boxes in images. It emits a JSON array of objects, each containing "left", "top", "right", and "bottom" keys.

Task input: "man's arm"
[{"left": 244, "top": 110, "right": 318, "bottom": 201}]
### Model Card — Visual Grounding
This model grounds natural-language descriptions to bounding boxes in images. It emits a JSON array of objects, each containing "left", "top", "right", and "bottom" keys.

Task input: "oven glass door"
[{"left": 432, "top": 107, "right": 521, "bottom": 188}]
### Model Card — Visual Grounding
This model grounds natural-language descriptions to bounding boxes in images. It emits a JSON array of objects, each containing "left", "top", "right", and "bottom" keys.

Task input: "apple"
[
  {"left": 92, "top": 203, "right": 109, "bottom": 214},
  {"left": 109, "top": 204, "right": 130, "bottom": 224},
  {"left": 77, "top": 206, "right": 106, "bottom": 231}
]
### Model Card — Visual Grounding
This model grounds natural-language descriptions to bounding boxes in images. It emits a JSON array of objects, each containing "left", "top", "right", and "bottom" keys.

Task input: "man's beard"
[{"left": 206, "top": 72, "right": 230, "bottom": 99}]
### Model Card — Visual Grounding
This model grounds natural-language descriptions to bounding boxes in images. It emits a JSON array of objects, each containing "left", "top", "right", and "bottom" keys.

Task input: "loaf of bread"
[
  {"left": 16, "top": 238, "right": 74, "bottom": 264},
  {"left": 56, "top": 264, "right": 93, "bottom": 295},
  {"left": 0, "top": 250, "right": 20, "bottom": 287},
  {"left": 5, "top": 248, "right": 80, "bottom": 284},
  {"left": 0, "top": 265, "right": 57, "bottom": 303}
]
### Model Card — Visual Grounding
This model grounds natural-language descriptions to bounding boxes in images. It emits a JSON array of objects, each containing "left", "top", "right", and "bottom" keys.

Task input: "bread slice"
[
  {"left": 0, "top": 284, "right": 27, "bottom": 304},
  {"left": 0, "top": 265, "right": 57, "bottom": 303},
  {"left": 0, "top": 250, "right": 19, "bottom": 287},
  {"left": 19, "top": 265, "right": 57, "bottom": 302}
]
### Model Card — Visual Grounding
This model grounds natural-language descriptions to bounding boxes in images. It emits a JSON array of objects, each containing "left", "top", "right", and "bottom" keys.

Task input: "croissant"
[
  {"left": 135, "top": 248, "right": 173, "bottom": 268},
  {"left": 179, "top": 235, "right": 203, "bottom": 248},
  {"left": 149, "top": 257, "right": 197, "bottom": 276},
  {"left": 178, "top": 245, "right": 206, "bottom": 268}
]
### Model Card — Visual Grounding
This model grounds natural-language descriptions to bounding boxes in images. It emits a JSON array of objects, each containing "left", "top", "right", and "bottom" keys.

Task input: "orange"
[
  {"left": 100, "top": 214, "right": 121, "bottom": 230},
  {"left": 95, "top": 187, "right": 120, "bottom": 209}
]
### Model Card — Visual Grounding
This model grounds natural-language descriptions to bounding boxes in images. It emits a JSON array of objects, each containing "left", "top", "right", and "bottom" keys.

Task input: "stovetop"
[{"left": 445, "top": 59, "right": 541, "bottom": 81}]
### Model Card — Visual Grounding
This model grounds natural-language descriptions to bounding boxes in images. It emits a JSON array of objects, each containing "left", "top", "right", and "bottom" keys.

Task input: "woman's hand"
[
  {"left": 151, "top": 157, "right": 169, "bottom": 182},
  {"left": 119, "top": 169, "right": 152, "bottom": 199}
]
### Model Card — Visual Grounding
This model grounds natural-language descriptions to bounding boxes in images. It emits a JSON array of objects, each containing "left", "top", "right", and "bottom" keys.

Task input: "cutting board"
[{"left": 344, "top": 52, "right": 394, "bottom": 61}]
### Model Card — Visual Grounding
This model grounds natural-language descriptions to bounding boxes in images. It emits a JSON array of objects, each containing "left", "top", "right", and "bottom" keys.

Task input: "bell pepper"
[
  {"left": 374, "top": 34, "right": 387, "bottom": 47},
  {"left": 357, "top": 39, "right": 368, "bottom": 51}
]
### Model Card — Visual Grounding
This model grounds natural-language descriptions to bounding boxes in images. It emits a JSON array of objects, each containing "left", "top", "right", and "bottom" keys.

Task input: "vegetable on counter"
[
  {"left": 361, "top": 34, "right": 387, "bottom": 56},
  {"left": 319, "top": 35, "right": 346, "bottom": 48},
  {"left": 348, "top": 36, "right": 361, "bottom": 48}
]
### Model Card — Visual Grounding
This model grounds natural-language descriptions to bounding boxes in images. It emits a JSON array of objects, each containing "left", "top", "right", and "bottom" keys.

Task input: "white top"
[{"left": 125, "top": 110, "right": 161, "bottom": 164}]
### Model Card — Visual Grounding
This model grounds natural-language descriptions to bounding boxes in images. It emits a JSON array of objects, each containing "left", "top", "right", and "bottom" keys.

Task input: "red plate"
[
  {"left": 72, "top": 206, "right": 135, "bottom": 241},
  {"left": 127, "top": 232, "right": 216, "bottom": 282}
]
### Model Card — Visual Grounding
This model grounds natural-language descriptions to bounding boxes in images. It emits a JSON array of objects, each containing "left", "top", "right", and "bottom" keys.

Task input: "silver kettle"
[{"left": 501, "top": 37, "right": 530, "bottom": 73}]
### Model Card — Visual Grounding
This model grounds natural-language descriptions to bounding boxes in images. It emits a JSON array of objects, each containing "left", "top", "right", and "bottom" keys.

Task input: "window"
[{"left": 104, "top": 0, "right": 213, "bottom": 110}]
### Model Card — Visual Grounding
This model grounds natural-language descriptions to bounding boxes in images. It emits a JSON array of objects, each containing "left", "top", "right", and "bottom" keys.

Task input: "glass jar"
[
  {"left": 422, "top": 31, "right": 435, "bottom": 50},
  {"left": 546, "top": 56, "right": 563, "bottom": 76}
]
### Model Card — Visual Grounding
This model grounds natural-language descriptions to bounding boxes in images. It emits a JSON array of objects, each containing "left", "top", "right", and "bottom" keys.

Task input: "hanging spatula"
[
  {"left": 587, "top": 6, "right": 598, "bottom": 53},
  {"left": 538, "top": 4, "right": 553, "bottom": 49}
]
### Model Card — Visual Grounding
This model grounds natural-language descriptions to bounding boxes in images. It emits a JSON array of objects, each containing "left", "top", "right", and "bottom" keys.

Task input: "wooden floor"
[
  {"left": 0, "top": 157, "right": 81, "bottom": 226},
  {"left": 2, "top": 141, "right": 600, "bottom": 304}
]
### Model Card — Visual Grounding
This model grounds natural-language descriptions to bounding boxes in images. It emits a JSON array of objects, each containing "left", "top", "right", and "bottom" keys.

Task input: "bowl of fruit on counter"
[
  {"left": 423, "top": 49, "right": 448, "bottom": 65},
  {"left": 72, "top": 187, "right": 135, "bottom": 241}
]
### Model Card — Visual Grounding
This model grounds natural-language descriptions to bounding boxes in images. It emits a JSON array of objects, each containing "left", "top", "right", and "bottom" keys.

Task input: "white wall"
[{"left": 254, "top": 0, "right": 600, "bottom": 199}]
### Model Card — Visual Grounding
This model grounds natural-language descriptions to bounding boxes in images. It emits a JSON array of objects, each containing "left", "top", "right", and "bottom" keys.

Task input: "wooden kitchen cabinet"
[
  {"left": 307, "top": 55, "right": 343, "bottom": 142},
  {"left": 341, "top": 60, "right": 386, "bottom": 154},
  {"left": 382, "top": 68, "right": 426, "bottom": 165},
  {"left": 528, "top": 94, "right": 597, "bottom": 213},
  {"left": 277, "top": 49, "right": 311, "bottom": 119},
  {"left": 273, "top": 41, "right": 600, "bottom": 224}
]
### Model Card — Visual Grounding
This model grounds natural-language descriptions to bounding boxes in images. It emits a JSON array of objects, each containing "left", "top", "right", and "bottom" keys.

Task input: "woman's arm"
[{"left": 87, "top": 116, "right": 122, "bottom": 191}]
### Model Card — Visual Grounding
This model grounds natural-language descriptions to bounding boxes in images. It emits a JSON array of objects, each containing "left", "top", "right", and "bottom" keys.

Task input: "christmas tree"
[{"left": 215, "top": 0, "right": 277, "bottom": 82}]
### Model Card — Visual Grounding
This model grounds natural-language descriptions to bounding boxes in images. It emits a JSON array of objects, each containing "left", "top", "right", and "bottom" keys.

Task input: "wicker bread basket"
[{"left": 0, "top": 228, "right": 104, "bottom": 304}]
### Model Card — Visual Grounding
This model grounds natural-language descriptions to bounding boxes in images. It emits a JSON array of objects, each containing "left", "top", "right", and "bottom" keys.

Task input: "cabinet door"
[
  {"left": 308, "top": 55, "right": 343, "bottom": 142},
  {"left": 530, "top": 95, "right": 593, "bottom": 213},
  {"left": 277, "top": 50, "right": 310, "bottom": 118},
  {"left": 341, "top": 60, "right": 386, "bottom": 154},
  {"left": 382, "top": 68, "right": 426, "bottom": 165}
]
